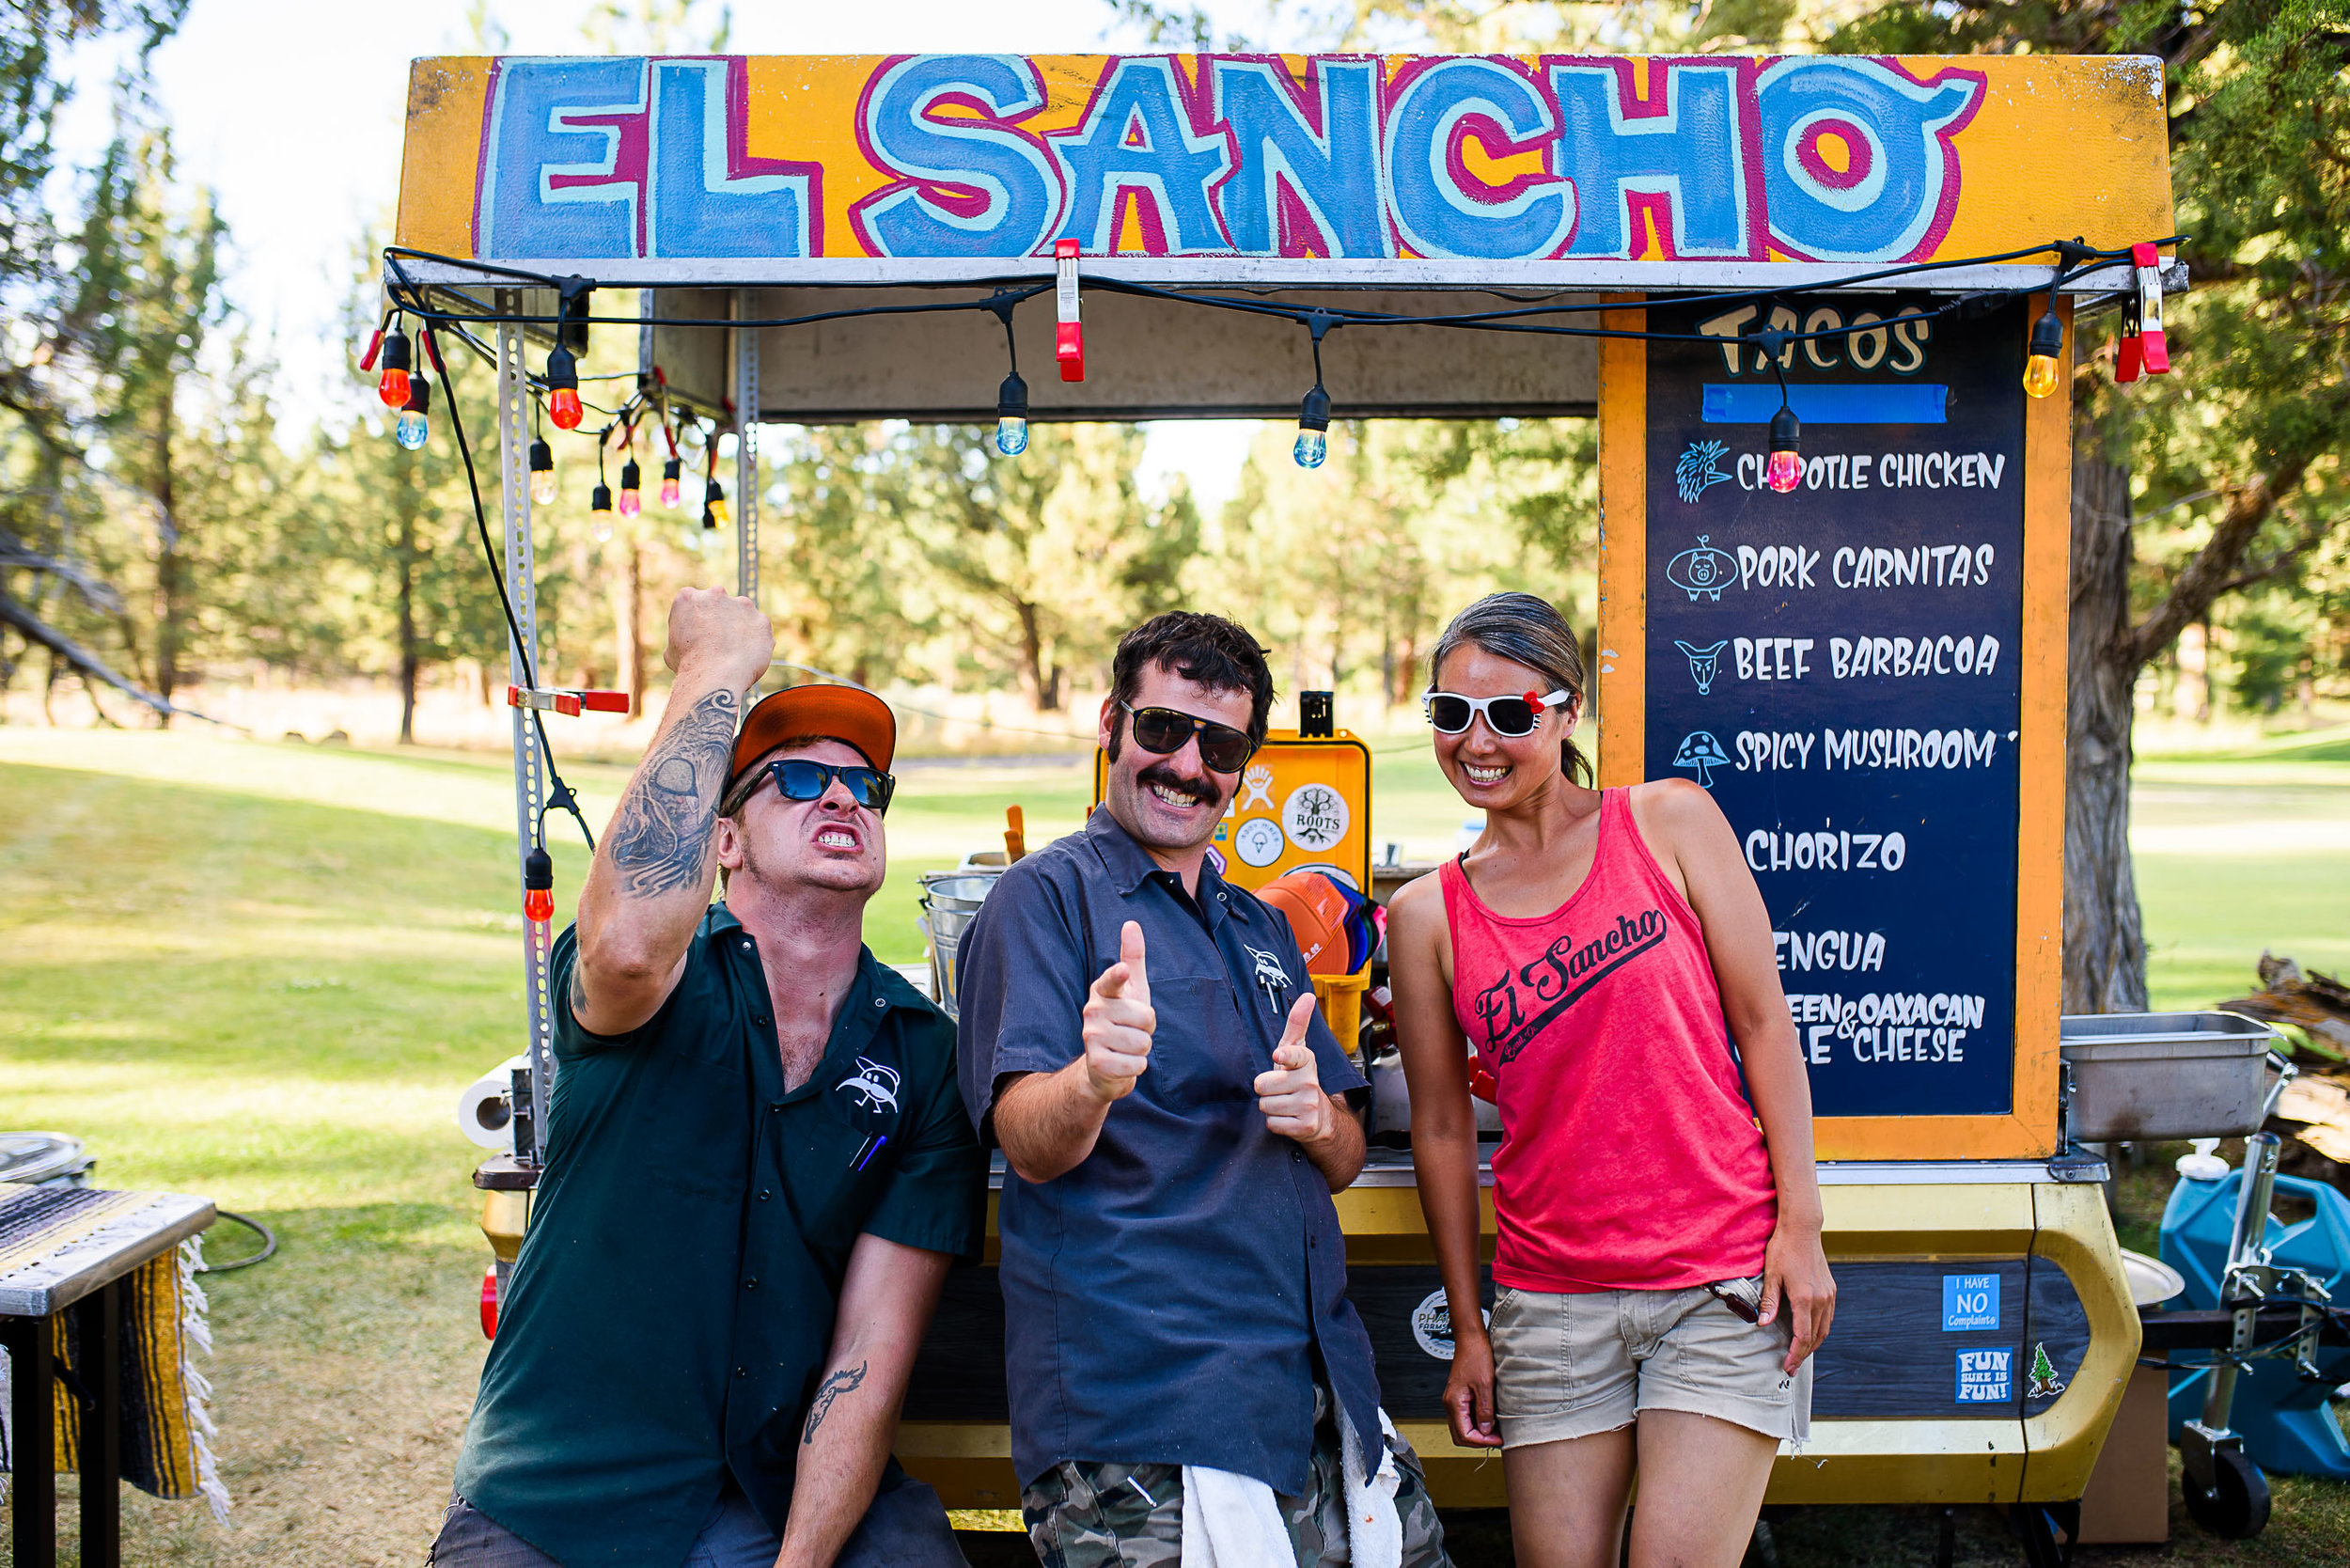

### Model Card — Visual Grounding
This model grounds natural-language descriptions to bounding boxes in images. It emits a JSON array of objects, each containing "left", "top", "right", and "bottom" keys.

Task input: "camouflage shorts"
[{"left": 1022, "top": 1389, "right": 1449, "bottom": 1568}]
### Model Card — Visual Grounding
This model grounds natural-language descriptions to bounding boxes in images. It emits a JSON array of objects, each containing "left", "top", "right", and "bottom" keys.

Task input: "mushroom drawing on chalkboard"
[
  {"left": 1672, "top": 730, "right": 1731, "bottom": 788},
  {"left": 1666, "top": 536, "right": 1735, "bottom": 602}
]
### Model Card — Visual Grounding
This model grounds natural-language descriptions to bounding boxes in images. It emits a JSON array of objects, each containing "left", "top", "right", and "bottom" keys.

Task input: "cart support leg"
[
  {"left": 496, "top": 295, "right": 553, "bottom": 1151},
  {"left": 734, "top": 290, "right": 759, "bottom": 604}
]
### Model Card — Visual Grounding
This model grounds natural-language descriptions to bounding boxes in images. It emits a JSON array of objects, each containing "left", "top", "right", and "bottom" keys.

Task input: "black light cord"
[
  {"left": 383, "top": 235, "right": 2178, "bottom": 354},
  {"left": 431, "top": 351, "right": 596, "bottom": 855},
  {"left": 196, "top": 1210, "right": 276, "bottom": 1273}
]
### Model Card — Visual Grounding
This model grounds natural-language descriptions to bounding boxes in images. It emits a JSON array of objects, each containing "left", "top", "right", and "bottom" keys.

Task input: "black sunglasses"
[
  {"left": 1121, "top": 702, "right": 1256, "bottom": 775},
  {"left": 760, "top": 758, "right": 895, "bottom": 816}
]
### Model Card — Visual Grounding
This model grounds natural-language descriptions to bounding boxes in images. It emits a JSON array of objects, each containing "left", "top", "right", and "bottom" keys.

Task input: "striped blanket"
[{"left": 0, "top": 1184, "right": 228, "bottom": 1519}]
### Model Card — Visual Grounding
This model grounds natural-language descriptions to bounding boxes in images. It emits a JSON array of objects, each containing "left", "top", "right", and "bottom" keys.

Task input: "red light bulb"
[
  {"left": 544, "top": 344, "right": 583, "bottom": 430},
  {"left": 376, "top": 327, "right": 412, "bottom": 407},
  {"left": 524, "top": 846, "right": 554, "bottom": 924},
  {"left": 1765, "top": 404, "right": 1802, "bottom": 494}
]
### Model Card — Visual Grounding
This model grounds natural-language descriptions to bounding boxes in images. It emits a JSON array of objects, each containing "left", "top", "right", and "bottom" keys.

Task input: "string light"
[
  {"left": 987, "top": 290, "right": 1029, "bottom": 456},
  {"left": 395, "top": 377, "right": 431, "bottom": 449},
  {"left": 590, "top": 481, "right": 613, "bottom": 541},
  {"left": 619, "top": 456, "right": 642, "bottom": 516},
  {"left": 661, "top": 457, "right": 682, "bottom": 509},
  {"left": 523, "top": 845, "right": 553, "bottom": 926},
  {"left": 704, "top": 478, "right": 728, "bottom": 529},
  {"left": 1766, "top": 403, "right": 1802, "bottom": 493},
  {"left": 2023, "top": 304, "right": 2063, "bottom": 400},
  {"left": 544, "top": 344, "right": 583, "bottom": 430},
  {"left": 528, "top": 437, "right": 556, "bottom": 507},
  {"left": 376, "top": 323, "right": 412, "bottom": 408},
  {"left": 1294, "top": 384, "right": 1330, "bottom": 470},
  {"left": 1294, "top": 311, "right": 1335, "bottom": 469}
]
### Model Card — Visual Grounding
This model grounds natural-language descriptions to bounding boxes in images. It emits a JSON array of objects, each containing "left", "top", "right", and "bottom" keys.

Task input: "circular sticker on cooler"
[
  {"left": 1410, "top": 1289, "right": 1492, "bottom": 1361},
  {"left": 1282, "top": 783, "right": 1350, "bottom": 855},
  {"left": 1233, "top": 817, "right": 1286, "bottom": 868}
]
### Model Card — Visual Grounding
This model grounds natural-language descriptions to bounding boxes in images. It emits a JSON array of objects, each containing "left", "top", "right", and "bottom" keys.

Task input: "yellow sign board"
[{"left": 396, "top": 55, "right": 2172, "bottom": 274}]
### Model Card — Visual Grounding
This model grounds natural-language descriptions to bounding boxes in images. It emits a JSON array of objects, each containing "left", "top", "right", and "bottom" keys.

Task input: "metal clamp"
[{"left": 508, "top": 684, "right": 629, "bottom": 717}]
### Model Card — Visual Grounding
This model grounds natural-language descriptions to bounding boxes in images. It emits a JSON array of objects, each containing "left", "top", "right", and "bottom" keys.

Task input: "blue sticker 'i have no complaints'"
[{"left": 1943, "top": 1272, "right": 2000, "bottom": 1331}]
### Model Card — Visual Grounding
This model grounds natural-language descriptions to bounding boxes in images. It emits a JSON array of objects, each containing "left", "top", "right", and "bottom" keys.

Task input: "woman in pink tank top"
[{"left": 1387, "top": 592, "right": 1834, "bottom": 1568}]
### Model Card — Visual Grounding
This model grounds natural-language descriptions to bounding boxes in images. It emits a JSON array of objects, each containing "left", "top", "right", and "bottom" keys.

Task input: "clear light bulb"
[
  {"left": 531, "top": 469, "right": 557, "bottom": 507},
  {"left": 1293, "top": 381, "right": 1331, "bottom": 470},
  {"left": 995, "top": 370, "right": 1029, "bottom": 456},
  {"left": 395, "top": 408, "right": 429, "bottom": 449}
]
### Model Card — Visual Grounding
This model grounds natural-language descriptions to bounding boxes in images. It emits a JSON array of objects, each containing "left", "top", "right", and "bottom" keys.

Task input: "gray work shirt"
[{"left": 955, "top": 806, "right": 1381, "bottom": 1495}]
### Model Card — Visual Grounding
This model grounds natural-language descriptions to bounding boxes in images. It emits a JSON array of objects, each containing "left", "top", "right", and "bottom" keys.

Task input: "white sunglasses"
[{"left": 1422, "top": 689, "right": 1575, "bottom": 737}]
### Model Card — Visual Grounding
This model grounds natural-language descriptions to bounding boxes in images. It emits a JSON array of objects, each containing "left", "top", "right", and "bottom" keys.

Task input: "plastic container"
[
  {"left": 2060, "top": 1011, "right": 2283, "bottom": 1141},
  {"left": 1311, "top": 966, "right": 1370, "bottom": 1050}
]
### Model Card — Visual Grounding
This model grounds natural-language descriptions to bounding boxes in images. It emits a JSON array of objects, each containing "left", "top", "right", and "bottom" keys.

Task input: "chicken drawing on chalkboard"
[
  {"left": 1673, "top": 731, "right": 1731, "bottom": 787},
  {"left": 1667, "top": 537, "right": 1735, "bottom": 602}
]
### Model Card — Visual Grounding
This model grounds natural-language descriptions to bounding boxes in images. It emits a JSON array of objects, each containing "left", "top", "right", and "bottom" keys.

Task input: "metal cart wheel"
[{"left": 2183, "top": 1444, "right": 2272, "bottom": 1540}]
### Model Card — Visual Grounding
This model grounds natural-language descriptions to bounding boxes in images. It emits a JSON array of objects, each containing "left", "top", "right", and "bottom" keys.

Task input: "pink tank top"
[{"left": 1441, "top": 788, "right": 1778, "bottom": 1293}]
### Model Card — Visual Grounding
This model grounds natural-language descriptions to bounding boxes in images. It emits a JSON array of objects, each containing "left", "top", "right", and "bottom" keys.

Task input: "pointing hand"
[
  {"left": 1253, "top": 993, "right": 1329, "bottom": 1143},
  {"left": 1080, "top": 921, "right": 1153, "bottom": 1104}
]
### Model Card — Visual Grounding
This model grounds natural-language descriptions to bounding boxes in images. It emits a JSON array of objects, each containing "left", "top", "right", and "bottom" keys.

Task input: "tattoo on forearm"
[
  {"left": 604, "top": 688, "right": 741, "bottom": 897},
  {"left": 801, "top": 1360, "right": 868, "bottom": 1446}
]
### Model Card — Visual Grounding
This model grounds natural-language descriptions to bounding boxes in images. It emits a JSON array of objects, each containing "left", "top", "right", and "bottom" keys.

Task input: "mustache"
[{"left": 1136, "top": 761, "right": 1220, "bottom": 806}]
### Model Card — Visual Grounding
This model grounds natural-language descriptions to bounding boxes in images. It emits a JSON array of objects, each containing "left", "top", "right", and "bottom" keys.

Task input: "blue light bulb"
[
  {"left": 395, "top": 409, "right": 430, "bottom": 449},
  {"left": 1292, "top": 427, "right": 1326, "bottom": 469},
  {"left": 995, "top": 416, "right": 1029, "bottom": 456}
]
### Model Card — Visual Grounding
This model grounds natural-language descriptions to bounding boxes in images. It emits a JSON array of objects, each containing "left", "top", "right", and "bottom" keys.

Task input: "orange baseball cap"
[{"left": 729, "top": 683, "right": 898, "bottom": 787}]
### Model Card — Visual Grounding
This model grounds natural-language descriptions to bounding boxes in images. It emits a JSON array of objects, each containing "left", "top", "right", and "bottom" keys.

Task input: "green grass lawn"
[{"left": 1, "top": 726, "right": 2345, "bottom": 1564}]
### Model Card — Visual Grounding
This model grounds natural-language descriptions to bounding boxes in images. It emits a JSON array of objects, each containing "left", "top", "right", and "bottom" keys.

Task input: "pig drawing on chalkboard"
[{"left": 1667, "top": 537, "right": 1736, "bottom": 602}]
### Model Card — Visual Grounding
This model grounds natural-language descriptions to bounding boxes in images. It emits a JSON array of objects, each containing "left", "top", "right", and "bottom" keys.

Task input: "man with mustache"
[{"left": 955, "top": 612, "right": 1452, "bottom": 1568}]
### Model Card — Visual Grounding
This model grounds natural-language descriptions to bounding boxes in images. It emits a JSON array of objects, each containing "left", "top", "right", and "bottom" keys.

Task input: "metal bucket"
[
  {"left": 2060, "top": 1011, "right": 2285, "bottom": 1142},
  {"left": 919, "top": 870, "right": 1003, "bottom": 1018}
]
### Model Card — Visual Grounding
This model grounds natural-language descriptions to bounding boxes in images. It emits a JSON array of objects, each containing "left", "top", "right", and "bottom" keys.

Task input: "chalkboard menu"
[{"left": 1642, "top": 295, "right": 2027, "bottom": 1118}]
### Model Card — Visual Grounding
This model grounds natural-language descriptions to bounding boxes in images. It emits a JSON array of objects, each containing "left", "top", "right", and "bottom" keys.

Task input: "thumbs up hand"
[
  {"left": 1081, "top": 921, "right": 1154, "bottom": 1104},
  {"left": 1254, "top": 993, "right": 1331, "bottom": 1143}
]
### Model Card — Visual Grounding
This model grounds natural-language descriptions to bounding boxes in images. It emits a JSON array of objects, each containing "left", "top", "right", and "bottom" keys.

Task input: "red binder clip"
[
  {"left": 1055, "top": 238, "right": 1085, "bottom": 383},
  {"left": 508, "top": 684, "right": 630, "bottom": 718}
]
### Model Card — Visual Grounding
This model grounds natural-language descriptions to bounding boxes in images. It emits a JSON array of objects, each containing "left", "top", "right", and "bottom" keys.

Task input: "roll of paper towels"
[{"left": 457, "top": 1057, "right": 529, "bottom": 1151}]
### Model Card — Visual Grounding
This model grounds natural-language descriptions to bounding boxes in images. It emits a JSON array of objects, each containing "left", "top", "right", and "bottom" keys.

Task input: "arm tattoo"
[
  {"left": 604, "top": 688, "right": 741, "bottom": 898},
  {"left": 801, "top": 1360, "right": 868, "bottom": 1446}
]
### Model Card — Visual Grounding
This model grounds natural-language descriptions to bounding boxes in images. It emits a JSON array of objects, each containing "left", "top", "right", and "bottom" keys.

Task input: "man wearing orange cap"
[{"left": 436, "top": 588, "right": 986, "bottom": 1568}]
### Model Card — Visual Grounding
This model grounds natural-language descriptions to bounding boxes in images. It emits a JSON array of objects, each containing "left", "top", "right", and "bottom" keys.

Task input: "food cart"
[{"left": 387, "top": 49, "right": 2188, "bottom": 1559}]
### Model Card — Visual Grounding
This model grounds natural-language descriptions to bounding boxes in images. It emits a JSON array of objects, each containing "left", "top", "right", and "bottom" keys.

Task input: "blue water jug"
[{"left": 2160, "top": 1167, "right": 2350, "bottom": 1477}]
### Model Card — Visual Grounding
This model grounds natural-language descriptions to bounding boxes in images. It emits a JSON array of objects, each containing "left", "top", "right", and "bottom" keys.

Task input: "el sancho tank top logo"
[{"left": 1473, "top": 908, "right": 1670, "bottom": 1065}]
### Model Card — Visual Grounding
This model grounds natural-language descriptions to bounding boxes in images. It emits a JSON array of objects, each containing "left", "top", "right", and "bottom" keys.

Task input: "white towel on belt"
[{"left": 1180, "top": 1407, "right": 1402, "bottom": 1568}]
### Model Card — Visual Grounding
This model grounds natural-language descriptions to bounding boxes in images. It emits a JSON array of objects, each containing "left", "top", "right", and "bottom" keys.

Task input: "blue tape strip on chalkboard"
[{"left": 1700, "top": 383, "right": 1949, "bottom": 424}]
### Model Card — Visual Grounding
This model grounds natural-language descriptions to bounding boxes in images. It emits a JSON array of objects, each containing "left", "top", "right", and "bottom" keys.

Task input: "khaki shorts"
[{"left": 1488, "top": 1280, "right": 1812, "bottom": 1450}]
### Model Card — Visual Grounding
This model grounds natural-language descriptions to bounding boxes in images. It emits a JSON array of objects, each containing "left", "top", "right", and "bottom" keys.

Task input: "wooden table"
[{"left": 0, "top": 1185, "right": 215, "bottom": 1568}]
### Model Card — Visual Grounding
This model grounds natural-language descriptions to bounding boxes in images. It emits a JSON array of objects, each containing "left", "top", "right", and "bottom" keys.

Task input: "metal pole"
[
  {"left": 498, "top": 294, "right": 554, "bottom": 1156},
  {"left": 734, "top": 288, "right": 760, "bottom": 603},
  {"left": 2202, "top": 1132, "right": 2283, "bottom": 1429}
]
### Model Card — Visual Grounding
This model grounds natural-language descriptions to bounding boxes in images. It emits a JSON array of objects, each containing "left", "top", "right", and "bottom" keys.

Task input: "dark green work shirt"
[{"left": 453, "top": 905, "right": 985, "bottom": 1568}]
